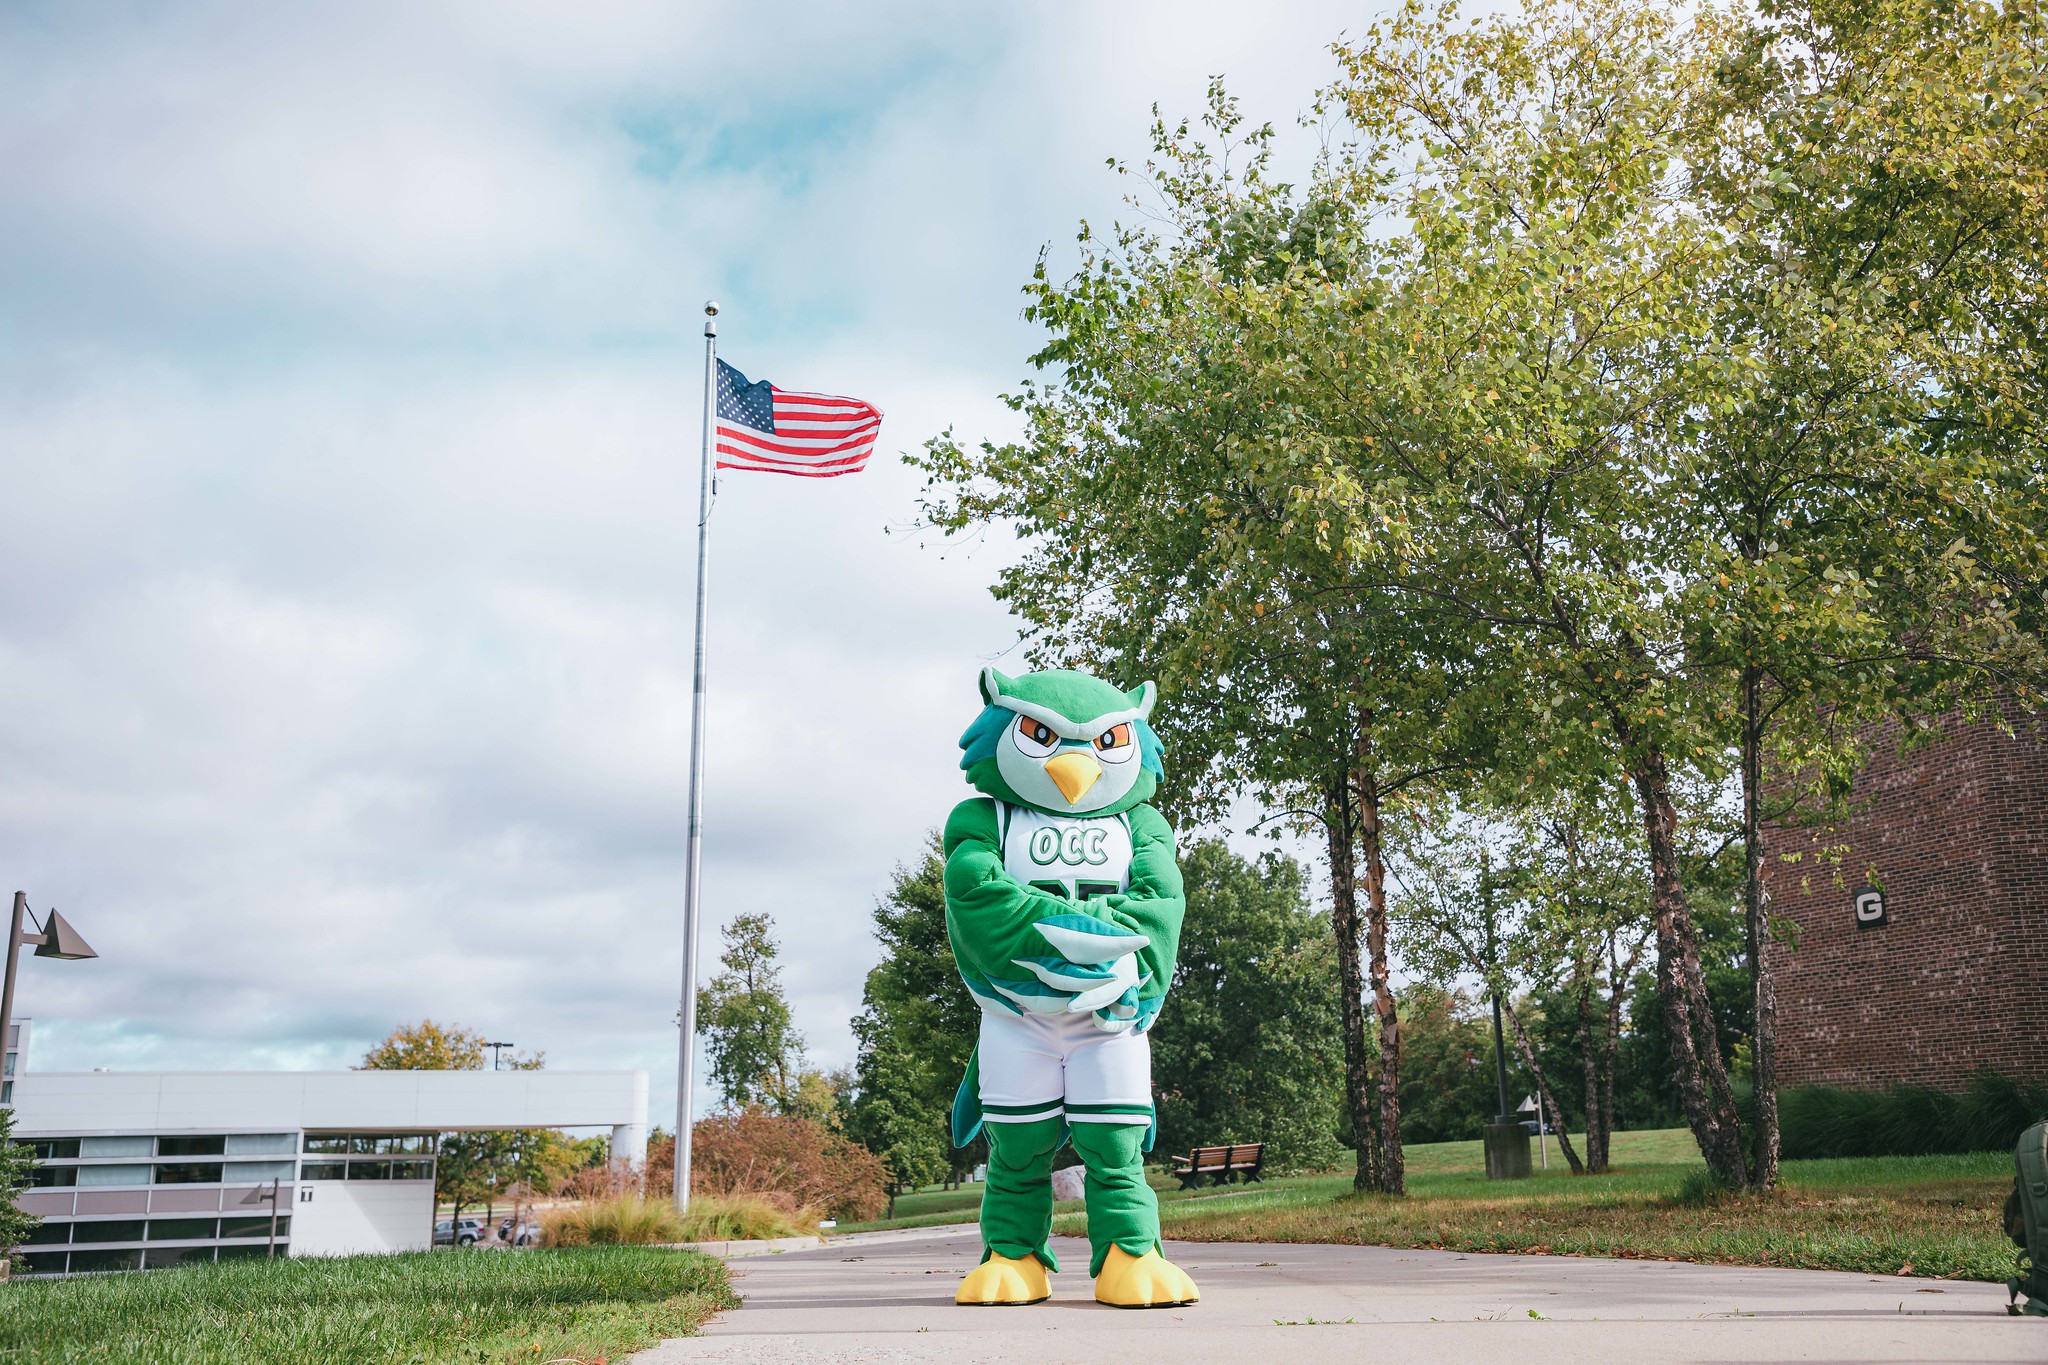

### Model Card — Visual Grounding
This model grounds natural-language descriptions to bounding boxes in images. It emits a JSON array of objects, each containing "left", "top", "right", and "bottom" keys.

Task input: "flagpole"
[{"left": 673, "top": 300, "right": 719, "bottom": 1214}]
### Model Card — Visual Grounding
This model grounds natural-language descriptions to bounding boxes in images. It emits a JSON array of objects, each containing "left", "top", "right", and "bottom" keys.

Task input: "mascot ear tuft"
[
  {"left": 1125, "top": 681, "right": 1157, "bottom": 719},
  {"left": 979, "top": 667, "right": 1016, "bottom": 707}
]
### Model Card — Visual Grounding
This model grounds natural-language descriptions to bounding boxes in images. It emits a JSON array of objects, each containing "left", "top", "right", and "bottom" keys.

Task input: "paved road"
[{"left": 635, "top": 1223, "right": 2041, "bottom": 1365}]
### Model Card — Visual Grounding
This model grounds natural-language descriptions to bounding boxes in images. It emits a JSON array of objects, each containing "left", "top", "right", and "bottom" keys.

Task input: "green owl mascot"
[{"left": 945, "top": 666, "right": 1199, "bottom": 1309}]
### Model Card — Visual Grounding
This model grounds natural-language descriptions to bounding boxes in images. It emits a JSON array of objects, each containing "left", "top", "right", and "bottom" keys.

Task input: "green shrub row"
[{"left": 1778, "top": 1070, "right": 2048, "bottom": 1159}]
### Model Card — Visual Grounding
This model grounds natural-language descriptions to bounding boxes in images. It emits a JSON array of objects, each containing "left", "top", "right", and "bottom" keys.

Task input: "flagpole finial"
[
  {"left": 704, "top": 300, "right": 719, "bottom": 316},
  {"left": 703, "top": 300, "right": 718, "bottom": 338}
]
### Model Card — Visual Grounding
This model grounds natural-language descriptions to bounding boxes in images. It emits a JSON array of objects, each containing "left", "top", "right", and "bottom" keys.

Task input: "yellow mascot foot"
[
  {"left": 955, "top": 1251, "right": 1051, "bottom": 1306},
  {"left": 1093, "top": 1245, "right": 1200, "bottom": 1308}
]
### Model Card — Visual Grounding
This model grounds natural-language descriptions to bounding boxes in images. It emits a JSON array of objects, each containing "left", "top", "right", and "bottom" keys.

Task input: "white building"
[{"left": 8, "top": 1066, "right": 647, "bottom": 1275}]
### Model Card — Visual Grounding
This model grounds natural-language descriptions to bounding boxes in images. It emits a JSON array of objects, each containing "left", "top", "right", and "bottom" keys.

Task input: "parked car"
[
  {"left": 497, "top": 1217, "right": 540, "bottom": 1247},
  {"left": 434, "top": 1217, "right": 484, "bottom": 1247}
]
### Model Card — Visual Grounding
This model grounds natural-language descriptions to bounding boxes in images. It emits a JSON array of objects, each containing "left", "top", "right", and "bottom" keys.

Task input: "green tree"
[
  {"left": 1149, "top": 841, "right": 1344, "bottom": 1172},
  {"left": 1, "top": 1106, "right": 42, "bottom": 1254},
  {"left": 697, "top": 913, "right": 806, "bottom": 1111},
  {"left": 844, "top": 840, "right": 981, "bottom": 1193},
  {"left": 1394, "top": 984, "right": 1506, "bottom": 1145}
]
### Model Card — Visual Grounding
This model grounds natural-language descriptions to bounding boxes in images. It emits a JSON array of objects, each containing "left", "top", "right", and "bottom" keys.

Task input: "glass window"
[
  {"left": 144, "top": 1246, "right": 217, "bottom": 1269},
  {"left": 215, "top": 1243, "right": 282, "bottom": 1261},
  {"left": 302, "top": 1134, "right": 348, "bottom": 1154},
  {"left": 17, "top": 1251, "right": 69, "bottom": 1276},
  {"left": 298, "top": 1160, "right": 346, "bottom": 1181},
  {"left": 156, "top": 1135, "right": 226, "bottom": 1157},
  {"left": 71, "top": 1219, "right": 145, "bottom": 1243},
  {"left": 146, "top": 1218, "right": 218, "bottom": 1241},
  {"left": 225, "top": 1160, "right": 294, "bottom": 1183},
  {"left": 80, "top": 1135, "right": 152, "bottom": 1158},
  {"left": 220, "top": 1215, "right": 289, "bottom": 1239},
  {"left": 347, "top": 1159, "right": 392, "bottom": 1180},
  {"left": 224, "top": 1133, "right": 295, "bottom": 1156},
  {"left": 153, "top": 1162, "right": 224, "bottom": 1185},
  {"left": 386, "top": 1134, "right": 435, "bottom": 1155},
  {"left": 22, "top": 1222, "right": 70, "bottom": 1245},
  {"left": 68, "top": 1247, "right": 144, "bottom": 1272},
  {"left": 18, "top": 1138, "right": 79, "bottom": 1160},
  {"left": 29, "top": 1165, "right": 78, "bottom": 1188},
  {"left": 389, "top": 1159, "right": 433, "bottom": 1181},
  {"left": 77, "top": 1164, "right": 148, "bottom": 1187}
]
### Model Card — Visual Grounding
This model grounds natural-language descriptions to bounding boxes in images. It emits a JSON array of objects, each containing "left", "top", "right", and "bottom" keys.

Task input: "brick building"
[{"left": 1764, "top": 714, "right": 2048, "bottom": 1089}]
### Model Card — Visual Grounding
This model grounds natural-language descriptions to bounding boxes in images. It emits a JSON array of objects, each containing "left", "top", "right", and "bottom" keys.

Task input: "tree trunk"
[
  {"left": 1741, "top": 662, "right": 1781, "bottom": 1190},
  {"left": 1500, "top": 995, "right": 1585, "bottom": 1173},
  {"left": 1632, "top": 753, "right": 1751, "bottom": 1189},
  {"left": 1353, "top": 758, "right": 1404, "bottom": 1196},
  {"left": 1325, "top": 781, "right": 1380, "bottom": 1194},
  {"left": 1576, "top": 957, "right": 1607, "bottom": 1173}
]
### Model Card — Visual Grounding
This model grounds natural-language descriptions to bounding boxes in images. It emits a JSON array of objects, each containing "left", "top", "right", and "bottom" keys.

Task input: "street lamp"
[
  {"left": 485, "top": 1041, "right": 515, "bottom": 1071},
  {"left": 0, "top": 891, "right": 98, "bottom": 1099}
]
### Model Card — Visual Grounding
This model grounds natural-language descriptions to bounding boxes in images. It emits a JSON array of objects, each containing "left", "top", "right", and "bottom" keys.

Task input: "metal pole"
[
  {"left": 267, "top": 1176, "right": 280, "bottom": 1258},
  {"left": 673, "top": 301, "right": 719, "bottom": 1214},
  {"left": 1482, "top": 855, "right": 1512, "bottom": 1123},
  {"left": 0, "top": 893, "right": 25, "bottom": 1103}
]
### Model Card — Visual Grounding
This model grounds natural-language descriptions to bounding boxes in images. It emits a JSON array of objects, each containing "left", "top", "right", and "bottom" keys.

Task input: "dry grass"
[{"left": 540, "top": 1192, "right": 818, "bottom": 1248}]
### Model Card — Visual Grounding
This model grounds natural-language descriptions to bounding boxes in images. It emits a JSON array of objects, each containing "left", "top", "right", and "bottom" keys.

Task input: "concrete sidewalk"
[{"left": 636, "top": 1222, "right": 2041, "bottom": 1364}]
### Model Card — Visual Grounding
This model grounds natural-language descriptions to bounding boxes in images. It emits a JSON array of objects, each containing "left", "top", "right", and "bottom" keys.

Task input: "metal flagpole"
[{"left": 673, "top": 300, "right": 719, "bottom": 1213}]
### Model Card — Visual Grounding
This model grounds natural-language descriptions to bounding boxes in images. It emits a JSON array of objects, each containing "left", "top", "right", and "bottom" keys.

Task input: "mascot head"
[{"left": 959, "top": 667, "right": 1163, "bottom": 816}]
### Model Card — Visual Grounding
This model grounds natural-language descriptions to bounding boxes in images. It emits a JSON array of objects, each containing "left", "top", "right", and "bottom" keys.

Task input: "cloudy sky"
[{"left": 0, "top": 0, "right": 1372, "bottom": 1130}]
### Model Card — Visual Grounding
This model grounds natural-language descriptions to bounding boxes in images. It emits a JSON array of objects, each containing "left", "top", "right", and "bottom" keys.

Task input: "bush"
[
  {"left": 688, "top": 1106, "right": 890, "bottom": 1221},
  {"left": 1780, "top": 1070, "right": 2048, "bottom": 1159},
  {"left": 539, "top": 1195, "right": 684, "bottom": 1247},
  {"left": 676, "top": 1191, "right": 818, "bottom": 1241}
]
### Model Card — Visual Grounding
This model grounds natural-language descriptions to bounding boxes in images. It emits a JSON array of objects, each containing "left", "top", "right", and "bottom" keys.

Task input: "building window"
[
  {"left": 29, "top": 1165, "right": 78, "bottom": 1188},
  {"left": 18, "top": 1137, "right": 80, "bottom": 1160},
  {"left": 389, "top": 1159, "right": 433, "bottom": 1181},
  {"left": 70, "top": 1219, "right": 145, "bottom": 1244},
  {"left": 219, "top": 1215, "right": 289, "bottom": 1239},
  {"left": 76, "top": 1164, "right": 146, "bottom": 1187},
  {"left": 153, "top": 1162, "right": 224, "bottom": 1185},
  {"left": 156, "top": 1135, "right": 226, "bottom": 1157},
  {"left": 347, "top": 1159, "right": 393, "bottom": 1180},
  {"left": 22, "top": 1222, "right": 70, "bottom": 1245},
  {"left": 146, "top": 1218, "right": 218, "bottom": 1241},
  {"left": 224, "top": 1160, "right": 294, "bottom": 1183},
  {"left": 302, "top": 1134, "right": 348, "bottom": 1155},
  {"left": 299, "top": 1160, "right": 346, "bottom": 1181},
  {"left": 225, "top": 1133, "right": 294, "bottom": 1156},
  {"left": 67, "top": 1247, "right": 144, "bottom": 1273},
  {"left": 17, "top": 1251, "right": 68, "bottom": 1276},
  {"left": 81, "top": 1135, "right": 152, "bottom": 1158}
]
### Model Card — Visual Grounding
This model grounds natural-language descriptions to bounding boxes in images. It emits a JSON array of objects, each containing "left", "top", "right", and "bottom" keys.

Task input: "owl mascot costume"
[{"left": 945, "top": 666, "right": 1199, "bottom": 1309}]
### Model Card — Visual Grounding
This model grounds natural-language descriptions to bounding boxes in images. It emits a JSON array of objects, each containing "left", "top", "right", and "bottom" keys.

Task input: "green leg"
[
  {"left": 1068, "top": 1122, "right": 1159, "bottom": 1276},
  {"left": 980, "top": 1118, "right": 1065, "bottom": 1270}
]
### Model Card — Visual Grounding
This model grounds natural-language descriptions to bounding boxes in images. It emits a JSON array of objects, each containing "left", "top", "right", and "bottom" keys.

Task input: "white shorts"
[{"left": 977, "top": 1009, "right": 1153, "bottom": 1126}]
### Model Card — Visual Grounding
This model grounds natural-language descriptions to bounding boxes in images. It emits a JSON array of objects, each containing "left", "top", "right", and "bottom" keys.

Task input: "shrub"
[
  {"left": 539, "top": 1195, "right": 684, "bottom": 1248},
  {"left": 676, "top": 1191, "right": 817, "bottom": 1241},
  {"left": 689, "top": 1106, "right": 890, "bottom": 1221},
  {"left": 1779, "top": 1070, "right": 2048, "bottom": 1159}
]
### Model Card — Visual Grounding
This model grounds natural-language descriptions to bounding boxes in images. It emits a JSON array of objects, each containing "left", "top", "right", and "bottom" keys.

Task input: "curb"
[{"left": 658, "top": 1234, "right": 826, "bottom": 1258}]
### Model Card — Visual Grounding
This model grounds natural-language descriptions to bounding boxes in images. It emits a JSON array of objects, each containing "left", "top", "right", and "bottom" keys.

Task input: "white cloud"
[{"left": 0, "top": 0, "right": 1380, "bottom": 1129}]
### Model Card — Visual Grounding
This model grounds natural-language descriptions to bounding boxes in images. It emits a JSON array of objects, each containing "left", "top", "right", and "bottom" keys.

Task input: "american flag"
[{"left": 714, "top": 360, "right": 882, "bottom": 478}]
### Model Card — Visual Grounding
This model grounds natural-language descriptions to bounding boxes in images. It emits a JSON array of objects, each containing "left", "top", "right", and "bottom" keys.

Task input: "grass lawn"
[
  {"left": 846, "top": 1128, "right": 2020, "bottom": 1283},
  {"left": 0, "top": 1246, "right": 737, "bottom": 1365}
]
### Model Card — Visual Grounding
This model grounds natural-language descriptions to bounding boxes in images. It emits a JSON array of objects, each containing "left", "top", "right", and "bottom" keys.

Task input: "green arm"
[
  {"left": 1089, "top": 803, "right": 1184, "bottom": 1009},
  {"left": 943, "top": 798, "right": 1106, "bottom": 1005}
]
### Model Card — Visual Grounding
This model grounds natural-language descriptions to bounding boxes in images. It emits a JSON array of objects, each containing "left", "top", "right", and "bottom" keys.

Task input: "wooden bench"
[{"left": 1168, "top": 1142, "right": 1265, "bottom": 1190}]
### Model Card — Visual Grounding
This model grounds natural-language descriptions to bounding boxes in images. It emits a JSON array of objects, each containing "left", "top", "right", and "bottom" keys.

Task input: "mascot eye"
[
  {"left": 1013, "top": 716, "right": 1060, "bottom": 758},
  {"left": 1094, "top": 722, "right": 1135, "bottom": 762}
]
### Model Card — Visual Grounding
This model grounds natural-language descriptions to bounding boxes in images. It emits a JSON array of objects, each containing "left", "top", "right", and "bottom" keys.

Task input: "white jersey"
[{"left": 998, "top": 803, "right": 1133, "bottom": 904}]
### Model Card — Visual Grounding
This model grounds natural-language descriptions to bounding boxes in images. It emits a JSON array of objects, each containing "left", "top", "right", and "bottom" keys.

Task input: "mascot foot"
[
  {"left": 955, "top": 1252, "right": 1051, "bottom": 1306},
  {"left": 1094, "top": 1245, "right": 1200, "bottom": 1308}
]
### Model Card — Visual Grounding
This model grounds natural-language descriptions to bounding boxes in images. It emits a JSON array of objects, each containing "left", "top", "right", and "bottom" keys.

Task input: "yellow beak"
[{"left": 1043, "top": 751, "right": 1103, "bottom": 805}]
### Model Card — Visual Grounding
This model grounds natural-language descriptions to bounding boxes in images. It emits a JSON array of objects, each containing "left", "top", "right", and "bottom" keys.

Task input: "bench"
[{"left": 1169, "top": 1142, "right": 1265, "bottom": 1190}]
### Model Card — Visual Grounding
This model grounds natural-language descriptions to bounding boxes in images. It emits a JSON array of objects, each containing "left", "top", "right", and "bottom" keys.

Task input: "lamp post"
[
  {"left": 0, "top": 891, "right": 97, "bottom": 1100},
  {"left": 485, "top": 1041, "right": 515, "bottom": 1071}
]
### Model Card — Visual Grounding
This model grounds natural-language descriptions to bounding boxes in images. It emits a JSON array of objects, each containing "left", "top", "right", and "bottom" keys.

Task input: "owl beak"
[{"left": 1043, "top": 751, "right": 1102, "bottom": 805}]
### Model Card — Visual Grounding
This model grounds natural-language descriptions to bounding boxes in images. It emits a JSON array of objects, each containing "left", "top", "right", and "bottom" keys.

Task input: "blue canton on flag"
[{"left": 713, "top": 359, "right": 881, "bottom": 478}]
